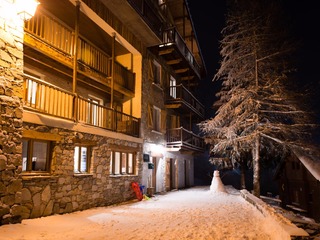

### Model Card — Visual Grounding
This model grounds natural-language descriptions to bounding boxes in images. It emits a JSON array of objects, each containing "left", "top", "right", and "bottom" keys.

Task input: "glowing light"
[
  {"left": 150, "top": 144, "right": 164, "bottom": 157},
  {"left": 15, "top": 0, "right": 39, "bottom": 21}
]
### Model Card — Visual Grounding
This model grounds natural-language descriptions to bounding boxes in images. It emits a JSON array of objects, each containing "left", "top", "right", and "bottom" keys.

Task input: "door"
[{"left": 165, "top": 158, "right": 172, "bottom": 191}]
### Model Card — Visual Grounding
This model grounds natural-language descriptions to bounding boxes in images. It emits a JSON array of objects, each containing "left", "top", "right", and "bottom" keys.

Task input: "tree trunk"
[
  {"left": 252, "top": 134, "right": 260, "bottom": 197},
  {"left": 240, "top": 161, "right": 246, "bottom": 189}
]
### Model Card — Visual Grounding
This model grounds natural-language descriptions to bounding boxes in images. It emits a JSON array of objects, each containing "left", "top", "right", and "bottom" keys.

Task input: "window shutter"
[
  {"left": 160, "top": 67, "right": 165, "bottom": 87},
  {"left": 147, "top": 104, "right": 153, "bottom": 128},
  {"left": 161, "top": 110, "right": 167, "bottom": 133},
  {"left": 148, "top": 59, "right": 154, "bottom": 81}
]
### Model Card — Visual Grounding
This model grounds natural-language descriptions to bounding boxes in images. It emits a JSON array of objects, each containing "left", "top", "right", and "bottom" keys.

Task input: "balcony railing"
[
  {"left": 161, "top": 28, "right": 202, "bottom": 79},
  {"left": 24, "top": 11, "right": 135, "bottom": 93},
  {"left": 166, "top": 127, "right": 205, "bottom": 152},
  {"left": 23, "top": 74, "right": 140, "bottom": 137},
  {"left": 127, "top": 0, "right": 164, "bottom": 39},
  {"left": 166, "top": 84, "right": 205, "bottom": 119}
]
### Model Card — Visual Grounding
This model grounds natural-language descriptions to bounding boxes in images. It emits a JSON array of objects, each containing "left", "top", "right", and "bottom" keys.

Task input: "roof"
[{"left": 290, "top": 145, "right": 320, "bottom": 181}]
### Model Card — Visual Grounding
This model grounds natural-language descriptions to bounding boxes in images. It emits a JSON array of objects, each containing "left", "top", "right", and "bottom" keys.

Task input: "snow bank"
[{"left": 240, "top": 189, "right": 309, "bottom": 240}]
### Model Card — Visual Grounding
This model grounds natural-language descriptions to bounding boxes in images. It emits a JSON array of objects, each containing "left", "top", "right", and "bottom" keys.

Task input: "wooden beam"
[
  {"left": 165, "top": 103, "right": 181, "bottom": 109},
  {"left": 23, "top": 129, "right": 61, "bottom": 141},
  {"left": 181, "top": 76, "right": 194, "bottom": 81},
  {"left": 175, "top": 68, "right": 189, "bottom": 74},
  {"left": 159, "top": 48, "right": 174, "bottom": 55},
  {"left": 167, "top": 59, "right": 182, "bottom": 65}
]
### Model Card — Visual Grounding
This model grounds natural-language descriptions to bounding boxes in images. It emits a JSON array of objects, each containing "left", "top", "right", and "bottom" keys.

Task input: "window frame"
[
  {"left": 73, "top": 145, "right": 91, "bottom": 174},
  {"left": 153, "top": 105, "right": 161, "bottom": 132},
  {"left": 169, "top": 76, "right": 177, "bottom": 98},
  {"left": 148, "top": 104, "right": 166, "bottom": 133},
  {"left": 149, "top": 59, "right": 162, "bottom": 86},
  {"left": 22, "top": 138, "right": 52, "bottom": 173},
  {"left": 88, "top": 95, "right": 104, "bottom": 126},
  {"left": 110, "top": 150, "right": 136, "bottom": 175}
]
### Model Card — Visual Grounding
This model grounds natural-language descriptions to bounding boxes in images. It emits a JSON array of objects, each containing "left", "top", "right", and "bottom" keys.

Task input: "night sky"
[{"left": 187, "top": 0, "right": 320, "bottom": 118}]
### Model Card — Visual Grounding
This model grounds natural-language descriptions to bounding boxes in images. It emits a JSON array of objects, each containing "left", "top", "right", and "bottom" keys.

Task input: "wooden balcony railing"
[
  {"left": 24, "top": 11, "right": 135, "bottom": 93},
  {"left": 23, "top": 74, "right": 140, "bottom": 137},
  {"left": 127, "top": 0, "right": 164, "bottom": 39},
  {"left": 162, "top": 28, "right": 202, "bottom": 79},
  {"left": 166, "top": 84, "right": 205, "bottom": 119},
  {"left": 166, "top": 127, "right": 205, "bottom": 152},
  {"left": 24, "top": 76, "right": 74, "bottom": 120}
]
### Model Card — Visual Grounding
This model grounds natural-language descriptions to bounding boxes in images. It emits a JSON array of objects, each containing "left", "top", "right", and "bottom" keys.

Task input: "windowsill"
[
  {"left": 21, "top": 172, "right": 54, "bottom": 179},
  {"left": 152, "top": 82, "right": 163, "bottom": 91},
  {"left": 109, "top": 174, "right": 137, "bottom": 177},
  {"left": 151, "top": 130, "right": 163, "bottom": 135},
  {"left": 73, "top": 173, "right": 93, "bottom": 177}
]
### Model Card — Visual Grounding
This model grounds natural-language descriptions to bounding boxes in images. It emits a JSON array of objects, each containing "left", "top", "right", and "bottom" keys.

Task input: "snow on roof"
[{"left": 290, "top": 145, "right": 320, "bottom": 181}]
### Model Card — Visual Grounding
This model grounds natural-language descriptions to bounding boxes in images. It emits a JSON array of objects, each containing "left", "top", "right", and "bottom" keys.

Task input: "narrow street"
[{"left": 1, "top": 186, "right": 278, "bottom": 240}]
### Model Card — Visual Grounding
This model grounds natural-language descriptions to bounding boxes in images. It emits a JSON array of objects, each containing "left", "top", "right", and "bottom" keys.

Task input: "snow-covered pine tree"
[{"left": 199, "top": 0, "right": 318, "bottom": 197}]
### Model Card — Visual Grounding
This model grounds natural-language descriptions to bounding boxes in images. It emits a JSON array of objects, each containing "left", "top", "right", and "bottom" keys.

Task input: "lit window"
[
  {"left": 128, "top": 153, "right": 133, "bottom": 174},
  {"left": 121, "top": 152, "right": 127, "bottom": 174},
  {"left": 74, "top": 146, "right": 90, "bottom": 173},
  {"left": 114, "top": 151, "right": 120, "bottom": 174},
  {"left": 88, "top": 96, "right": 103, "bottom": 126},
  {"left": 169, "top": 76, "right": 177, "bottom": 98},
  {"left": 22, "top": 139, "right": 51, "bottom": 172},
  {"left": 110, "top": 151, "right": 135, "bottom": 175},
  {"left": 26, "top": 79, "right": 38, "bottom": 105}
]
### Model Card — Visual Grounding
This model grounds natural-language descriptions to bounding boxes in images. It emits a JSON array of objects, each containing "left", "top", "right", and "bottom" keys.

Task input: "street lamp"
[{"left": 15, "top": 0, "right": 39, "bottom": 21}]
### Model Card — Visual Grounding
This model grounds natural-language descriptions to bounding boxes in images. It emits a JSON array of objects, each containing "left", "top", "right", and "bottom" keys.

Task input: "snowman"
[{"left": 210, "top": 170, "right": 227, "bottom": 193}]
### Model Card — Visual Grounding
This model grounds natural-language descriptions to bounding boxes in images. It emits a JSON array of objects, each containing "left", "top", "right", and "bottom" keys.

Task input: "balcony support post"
[
  {"left": 111, "top": 33, "right": 116, "bottom": 109},
  {"left": 72, "top": 0, "right": 80, "bottom": 121}
]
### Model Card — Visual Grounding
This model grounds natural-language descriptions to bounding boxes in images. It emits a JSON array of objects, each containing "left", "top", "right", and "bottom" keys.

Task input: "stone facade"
[
  {"left": 140, "top": 52, "right": 196, "bottom": 193},
  {"left": 19, "top": 123, "right": 142, "bottom": 220},
  {"left": 0, "top": 0, "right": 203, "bottom": 225},
  {"left": 0, "top": 13, "right": 25, "bottom": 224},
  {"left": 0, "top": 16, "right": 143, "bottom": 223}
]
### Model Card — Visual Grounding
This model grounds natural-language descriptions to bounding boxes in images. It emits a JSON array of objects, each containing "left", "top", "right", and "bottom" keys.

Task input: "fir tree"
[{"left": 199, "top": 0, "right": 317, "bottom": 196}]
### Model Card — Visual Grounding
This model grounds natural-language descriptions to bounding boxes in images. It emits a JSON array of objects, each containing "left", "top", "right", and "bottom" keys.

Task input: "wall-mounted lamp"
[{"left": 15, "top": 0, "right": 39, "bottom": 21}]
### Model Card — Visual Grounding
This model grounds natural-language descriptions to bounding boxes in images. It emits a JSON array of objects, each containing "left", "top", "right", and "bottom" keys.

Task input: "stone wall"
[
  {"left": 0, "top": 16, "right": 24, "bottom": 224},
  {"left": 18, "top": 123, "right": 142, "bottom": 221}
]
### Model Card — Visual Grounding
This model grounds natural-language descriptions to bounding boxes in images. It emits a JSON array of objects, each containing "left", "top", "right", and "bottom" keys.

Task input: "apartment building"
[{"left": 0, "top": 0, "right": 206, "bottom": 225}]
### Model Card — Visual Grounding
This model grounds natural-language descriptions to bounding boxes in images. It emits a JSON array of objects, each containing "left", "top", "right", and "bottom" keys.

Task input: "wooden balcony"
[
  {"left": 127, "top": 0, "right": 165, "bottom": 39},
  {"left": 24, "top": 10, "right": 135, "bottom": 99},
  {"left": 150, "top": 27, "right": 203, "bottom": 81},
  {"left": 23, "top": 74, "right": 140, "bottom": 138},
  {"left": 127, "top": 0, "right": 203, "bottom": 81},
  {"left": 165, "top": 84, "right": 205, "bottom": 119},
  {"left": 166, "top": 127, "right": 205, "bottom": 152}
]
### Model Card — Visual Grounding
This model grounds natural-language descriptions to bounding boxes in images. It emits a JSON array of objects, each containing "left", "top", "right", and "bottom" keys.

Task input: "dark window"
[{"left": 22, "top": 139, "right": 51, "bottom": 172}]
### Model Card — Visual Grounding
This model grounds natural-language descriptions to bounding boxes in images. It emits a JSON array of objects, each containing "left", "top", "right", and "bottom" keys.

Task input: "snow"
[
  {"left": 0, "top": 185, "right": 303, "bottom": 240},
  {"left": 210, "top": 170, "right": 227, "bottom": 193}
]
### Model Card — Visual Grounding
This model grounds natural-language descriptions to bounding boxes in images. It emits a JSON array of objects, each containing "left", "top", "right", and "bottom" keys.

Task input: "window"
[
  {"left": 22, "top": 139, "right": 51, "bottom": 172},
  {"left": 169, "top": 115, "right": 180, "bottom": 129},
  {"left": 148, "top": 104, "right": 166, "bottom": 133},
  {"left": 88, "top": 95, "right": 103, "bottom": 126},
  {"left": 169, "top": 76, "right": 177, "bottom": 98},
  {"left": 24, "top": 72, "right": 42, "bottom": 107},
  {"left": 148, "top": 59, "right": 162, "bottom": 86},
  {"left": 74, "top": 146, "right": 91, "bottom": 173},
  {"left": 110, "top": 151, "right": 135, "bottom": 175},
  {"left": 153, "top": 106, "right": 161, "bottom": 132}
]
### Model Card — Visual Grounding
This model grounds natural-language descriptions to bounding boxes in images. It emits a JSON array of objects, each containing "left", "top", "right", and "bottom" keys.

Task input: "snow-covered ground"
[{"left": 0, "top": 184, "right": 301, "bottom": 240}]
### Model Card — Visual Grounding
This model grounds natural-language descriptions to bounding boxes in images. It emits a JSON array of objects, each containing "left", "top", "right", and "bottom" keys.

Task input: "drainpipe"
[
  {"left": 130, "top": 53, "right": 133, "bottom": 116},
  {"left": 111, "top": 32, "right": 115, "bottom": 109},
  {"left": 72, "top": 0, "right": 80, "bottom": 121}
]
